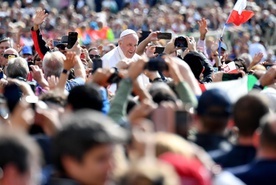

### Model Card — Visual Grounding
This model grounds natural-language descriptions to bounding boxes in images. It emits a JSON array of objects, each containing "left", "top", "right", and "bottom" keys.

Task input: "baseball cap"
[
  {"left": 22, "top": 46, "right": 32, "bottom": 55},
  {"left": 60, "top": 110, "right": 130, "bottom": 143},
  {"left": 196, "top": 88, "right": 232, "bottom": 116},
  {"left": 159, "top": 152, "right": 212, "bottom": 185},
  {"left": 219, "top": 42, "right": 227, "bottom": 51},
  {"left": 60, "top": 36, "right": 68, "bottom": 44},
  {"left": 120, "top": 29, "right": 137, "bottom": 38}
]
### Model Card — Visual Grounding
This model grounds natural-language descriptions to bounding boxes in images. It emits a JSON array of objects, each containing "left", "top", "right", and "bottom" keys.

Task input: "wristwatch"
[{"left": 62, "top": 69, "right": 70, "bottom": 75}]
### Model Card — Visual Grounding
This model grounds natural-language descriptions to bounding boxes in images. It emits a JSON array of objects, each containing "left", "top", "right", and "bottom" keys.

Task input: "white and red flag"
[{"left": 227, "top": 0, "right": 254, "bottom": 26}]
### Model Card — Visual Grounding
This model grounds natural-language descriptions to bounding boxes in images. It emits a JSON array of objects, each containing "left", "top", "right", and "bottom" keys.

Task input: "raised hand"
[
  {"left": 30, "top": 65, "right": 45, "bottom": 83},
  {"left": 145, "top": 45, "right": 158, "bottom": 58},
  {"left": 14, "top": 43, "right": 24, "bottom": 53},
  {"left": 127, "top": 56, "right": 148, "bottom": 80},
  {"left": 198, "top": 18, "right": 208, "bottom": 40},
  {"left": 47, "top": 75, "right": 59, "bottom": 90},
  {"left": 186, "top": 36, "right": 197, "bottom": 52},
  {"left": 33, "top": 9, "right": 48, "bottom": 26},
  {"left": 147, "top": 31, "right": 159, "bottom": 42},
  {"left": 128, "top": 100, "right": 157, "bottom": 125},
  {"left": 164, "top": 37, "right": 177, "bottom": 55},
  {"left": 66, "top": 40, "right": 81, "bottom": 56},
  {"left": 248, "top": 52, "right": 264, "bottom": 71},
  {"left": 252, "top": 52, "right": 264, "bottom": 64},
  {"left": 63, "top": 51, "right": 76, "bottom": 70}
]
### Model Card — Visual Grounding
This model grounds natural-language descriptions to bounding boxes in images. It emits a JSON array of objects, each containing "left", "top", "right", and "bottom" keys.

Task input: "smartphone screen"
[
  {"left": 92, "top": 59, "right": 102, "bottom": 73},
  {"left": 154, "top": 47, "right": 165, "bottom": 54},
  {"left": 157, "top": 32, "right": 172, "bottom": 40},
  {"left": 222, "top": 73, "right": 243, "bottom": 81},
  {"left": 67, "top": 32, "right": 78, "bottom": 49}
]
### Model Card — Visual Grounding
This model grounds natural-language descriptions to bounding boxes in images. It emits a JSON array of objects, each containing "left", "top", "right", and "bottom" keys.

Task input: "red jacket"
[{"left": 31, "top": 27, "right": 51, "bottom": 59}]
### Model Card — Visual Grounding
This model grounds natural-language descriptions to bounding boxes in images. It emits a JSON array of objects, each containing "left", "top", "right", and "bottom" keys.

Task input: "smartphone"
[
  {"left": 222, "top": 73, "right": 243, "bottom": 81},
  {"left": 157, "top": 32, "right": 172, "bottom": 40},
  {"left": 61, "top": 35, "right": 68, "bottom": 44},
  {"left": 92, "top": 58, "right": 102, "bottom": 73},
  {"left": 154, "top": 46, "right": 165, "bottom": 54},
  {"left": 139, "top": 31, "right": 151, "bottom": 43},
  {"left": 144, "top": 58, "right": 168, "bottom": 71},
  {"left": 28, "top": 62, "right": 34, "bottom": 71},
  {"left": 67, "top": 32, "right": 78, "bottom": 49},
  {"left": 174, "top": 36, "right": 188, "bottom": 48},
  {"left": 141, "top": 30, "right": 151, "bottom": 38}
]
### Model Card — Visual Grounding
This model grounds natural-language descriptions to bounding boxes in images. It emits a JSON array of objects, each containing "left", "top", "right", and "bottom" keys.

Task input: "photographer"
[{"left": 164, "top": 36, "right": 214, "bottom": 83}]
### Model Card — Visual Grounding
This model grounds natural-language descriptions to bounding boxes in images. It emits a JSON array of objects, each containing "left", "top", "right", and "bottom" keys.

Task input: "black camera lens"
[{"left": 174, "top": 36, "right": 188, "bottom": 48}]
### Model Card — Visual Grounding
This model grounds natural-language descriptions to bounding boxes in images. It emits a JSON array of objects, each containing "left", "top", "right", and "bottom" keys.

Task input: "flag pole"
[{"left": 218, "top": 9, "right": 233, "bottom": 68}]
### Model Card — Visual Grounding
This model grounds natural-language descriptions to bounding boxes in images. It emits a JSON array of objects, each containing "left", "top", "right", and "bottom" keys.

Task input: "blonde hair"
[
  {"left": 154, "top": 132, "right": 195, "bottom": 158},
  {"left": 117, "top": 159, "right": 180, "bottom": 185}
]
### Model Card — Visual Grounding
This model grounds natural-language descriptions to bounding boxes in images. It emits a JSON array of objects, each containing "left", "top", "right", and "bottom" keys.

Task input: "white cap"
[{"left": 119, "top": 29, "right": 137, "bottom": 38}]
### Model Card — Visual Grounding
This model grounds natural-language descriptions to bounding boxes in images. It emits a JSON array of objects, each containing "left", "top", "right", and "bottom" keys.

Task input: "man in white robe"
[{"left": 102, "top": 29, "right": 149, "bottom": 93}]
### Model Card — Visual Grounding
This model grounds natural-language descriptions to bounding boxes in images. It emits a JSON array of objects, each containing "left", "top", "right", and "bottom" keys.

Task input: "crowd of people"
[{"left": 0, "top": 0, "right": 276, "bottom": 185}]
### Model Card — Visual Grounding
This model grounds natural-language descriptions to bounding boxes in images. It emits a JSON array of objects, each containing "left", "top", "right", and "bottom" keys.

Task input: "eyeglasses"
[
  {"left": 89, "top": 54, "right": 101, "bottom": 59},
  {"left": 35, "top": 58, "right": 41, "bottom": 61},
  {"left": 3, "top": 54, "right": 17, "bottom": 59}
]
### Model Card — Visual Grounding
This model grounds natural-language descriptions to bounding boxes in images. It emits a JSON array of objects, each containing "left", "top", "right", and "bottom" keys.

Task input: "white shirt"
[{"left": 249, "top": 42, "right": 267, "bottom": 62}]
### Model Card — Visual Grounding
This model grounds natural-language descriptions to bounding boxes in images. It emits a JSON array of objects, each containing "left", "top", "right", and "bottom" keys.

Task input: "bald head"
[
  {"left": 1, "top": 48, "right": 19, "bottom": 67},
  {"left": 4, "top": 48, "right": 19, "bottom": 56}
]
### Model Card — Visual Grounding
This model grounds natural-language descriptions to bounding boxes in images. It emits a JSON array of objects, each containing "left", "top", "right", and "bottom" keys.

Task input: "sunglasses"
[
  {"left": 56, "top": 44, "right": 66, "bottom": 50},
  {"left": 3, "top": 54, "right": 17, "bottom": 59},
  {"left": 89, "top": 54, "right": 101, "bottom": 59},
  {"left": 35, "top": 58, "right": 41, "bottom": 61}
]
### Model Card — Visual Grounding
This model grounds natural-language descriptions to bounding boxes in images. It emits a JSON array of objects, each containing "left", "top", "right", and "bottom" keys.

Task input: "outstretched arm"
[{"left": 31, "top": 10, "right": 50, "bottom": 59}]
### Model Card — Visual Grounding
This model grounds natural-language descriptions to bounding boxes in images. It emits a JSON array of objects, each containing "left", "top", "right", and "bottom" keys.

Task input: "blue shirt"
[{"left": 228, "top": 159, "right": 276, "bottom": 185}]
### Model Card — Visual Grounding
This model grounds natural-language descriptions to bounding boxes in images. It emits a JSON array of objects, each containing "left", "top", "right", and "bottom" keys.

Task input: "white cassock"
[{"left": 102, "top": 46, "right": 150, "bottom": 93}]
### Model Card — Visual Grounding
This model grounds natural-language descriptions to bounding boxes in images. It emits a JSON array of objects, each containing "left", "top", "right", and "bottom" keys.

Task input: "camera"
[{"left": 174, "top": 36, "right": 188, "bottom": 48}]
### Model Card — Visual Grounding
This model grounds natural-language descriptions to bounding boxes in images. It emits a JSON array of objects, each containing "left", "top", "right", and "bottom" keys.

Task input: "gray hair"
[
  {"left": 6, "top": 57, "right": 29, "bottom": 79},
  {"left": 42, "top": 51, "right": 65, "bottom": 78},
  {"left": 240, "top": 53, "right": 253, "bottom": 68}
]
